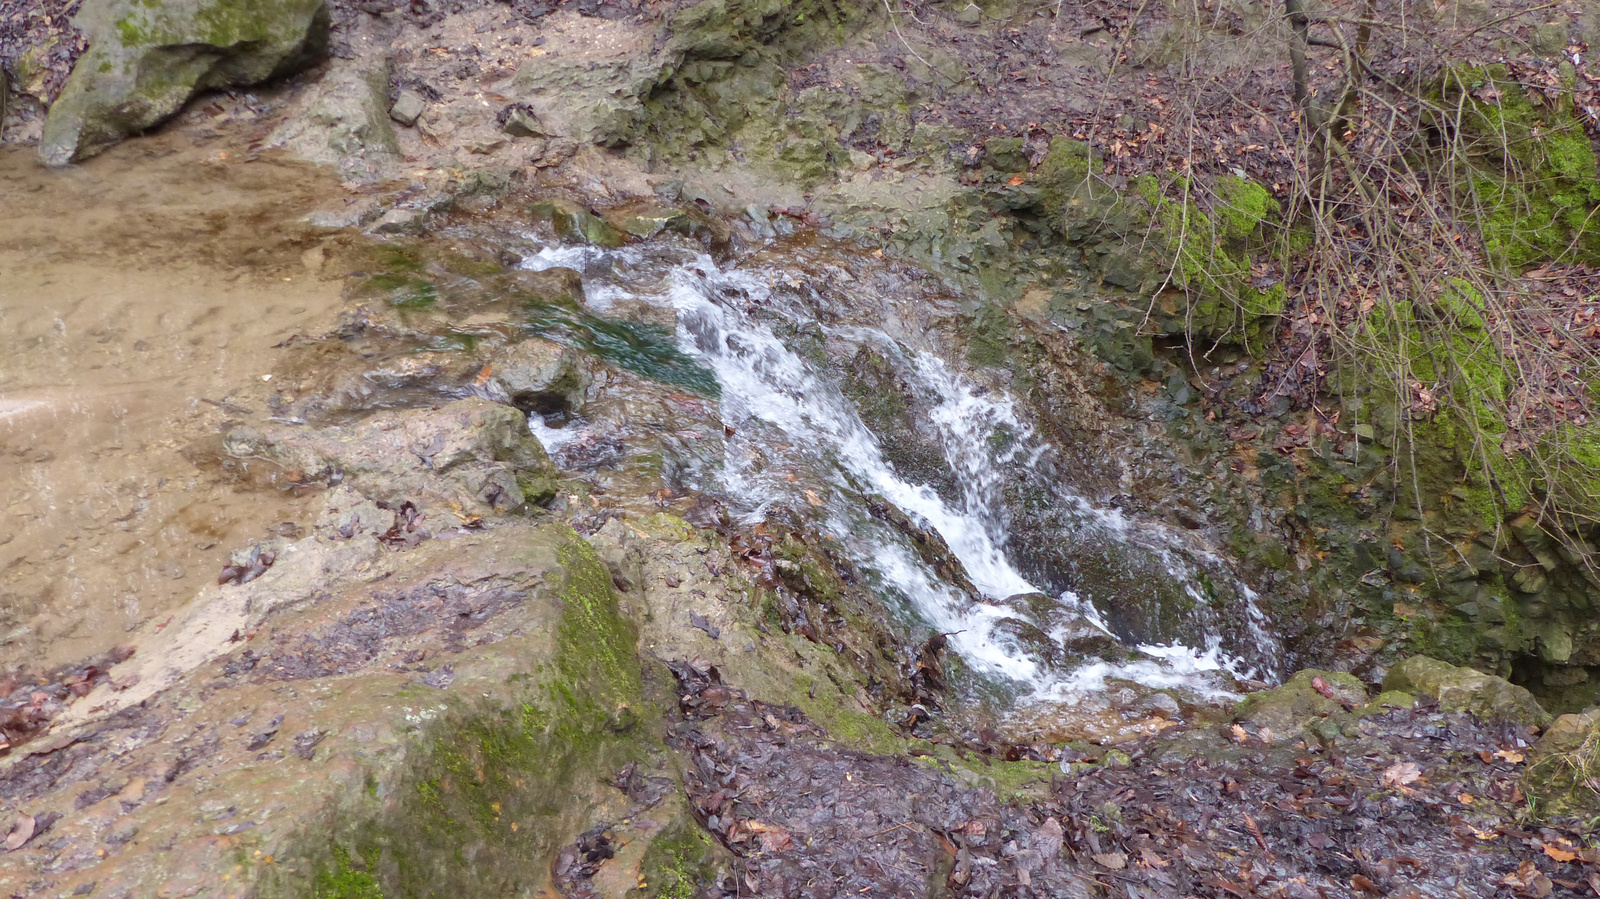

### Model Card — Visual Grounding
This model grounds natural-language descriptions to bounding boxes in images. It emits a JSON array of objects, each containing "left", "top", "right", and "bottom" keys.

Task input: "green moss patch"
[
  {"left": 267, "top": 527, "right": 650, "bottom": 898},
  {"left": 1437, "top": 66, "right": 1600, "bottom": 269}
]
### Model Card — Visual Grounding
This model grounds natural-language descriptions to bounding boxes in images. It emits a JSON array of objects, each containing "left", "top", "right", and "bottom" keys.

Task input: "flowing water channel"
[{"left": 519, "top": 235, "right": 1282, "bottom": 712}]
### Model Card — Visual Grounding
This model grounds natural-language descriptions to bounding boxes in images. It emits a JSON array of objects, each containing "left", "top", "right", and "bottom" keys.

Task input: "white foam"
[{"left": 530, "top": 245, "right": 1277, "bottom": 698}]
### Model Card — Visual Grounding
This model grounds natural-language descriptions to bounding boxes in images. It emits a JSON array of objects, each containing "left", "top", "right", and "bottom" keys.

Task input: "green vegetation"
[
  {"left": 270, "top": 526, "right": 649, "bottom": 898},
  {"left": 1439, "top": 66, "right": 1600, "bottom": 268},
  {"left": 632, "top": 815, "right": 722, "bottom": 899},
  {"left": 1130, "top": 173, "right": 1286, "bottom": 350}
]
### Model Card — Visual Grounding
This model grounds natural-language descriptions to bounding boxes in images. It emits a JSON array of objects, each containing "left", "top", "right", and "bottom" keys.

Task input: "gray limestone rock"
[
  {"left": 389, "top": 88, "right": 427, "bottom": 126},
  {"left": 222, "top": 397, "right": 559, "bottom": 516},
  {"left": 486, "top": 338, "right": 591, "bottom": 416},
  {"left": 265, "top": 57, "right": 399, "bottom": 181},
  {"left": 40, "top": 0, "right": 329, "bottom": 165}
]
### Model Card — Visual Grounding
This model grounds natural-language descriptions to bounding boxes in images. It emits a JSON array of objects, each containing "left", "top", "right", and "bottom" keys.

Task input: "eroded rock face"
[
  {"left": 1383, "top": 655, "right": 1552, "bottom": 728},
  {"left": 223, "top": 397, "right": 559, "bottom": 515},
  {"left": 41, "top": 0, "right": 330, "bottom": 165},
  {"left": 264, "top": 56, "right": 397, "bottom": 181}
]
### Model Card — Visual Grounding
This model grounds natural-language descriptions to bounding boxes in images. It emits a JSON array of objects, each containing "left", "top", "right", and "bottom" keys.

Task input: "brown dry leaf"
[
  {"left": 1458, "top": 792, "right": 1475, "bottom": 805},
  {"left": 1351, "top": 873, "right": 1382, "bottom": 895},
  {"left": 3, "top": 815, "right": 34, "bottom": 851},
  {"left": 746, "top": 820, "right": 794, "bottom": 853},
  {"left": 1469, "top": 826, "right": 1499, "bottom": 841},
  {"left": 803, "top": 489, "right": 823, "bottom": 507},
  {"left": 1093, "top": 851, "right": 1127, "bottom": 870},
  {"left": 1503, "top": 860, "right": 1555, "bottom": 898},
  {"left": 1137, "top": 846, "right": 1170, "bottom": 868},
  {"left": 1544, "top": 842, "right": 1579, "bottom": 863},
  {"left": 1392, "top": 601, "right": 1421, "bottom": 619},
  {"left": 1230, "top": 724, "right": 1249, "bottom": 743},
  {"left": 1495, "top": 748, "right": 1526, "bottom": 764},
  {"left": 1382, "top": 761, "right": 1422, "bottom": 789}
]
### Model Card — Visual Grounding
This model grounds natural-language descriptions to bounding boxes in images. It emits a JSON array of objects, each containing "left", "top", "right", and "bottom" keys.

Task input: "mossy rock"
[
  {"left": 1233, "top": 669, "right": 1367, "bottom": 732},
  {"left": 1522, "top": 707, "right": 1600, "bottom": 818},
  {"left": 265, "top": 529, "right": 650, "bottom": 898},
  {"left": 630, "top": 812, "right": 729, "bottom": 899},
  {"left": 1131, "top": 174, "right": 1286, "bottom": 349},
  {"left": 41, "top": 0, "right": 331, "bottom": 165},
  {"left": 531, "top": 198, "right": 627, "bottom": 248},
  {"left": 1359, "top": 690, "right": 1419, "bottom": 717},
  {"left": 1382, "top": 655, "right": 1551, "bottom": 728}
]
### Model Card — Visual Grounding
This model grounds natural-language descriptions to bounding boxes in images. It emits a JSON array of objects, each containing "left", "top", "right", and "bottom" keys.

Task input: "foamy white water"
[{"left": 522, "top": 244, "right": 1278, "bottom": 698}]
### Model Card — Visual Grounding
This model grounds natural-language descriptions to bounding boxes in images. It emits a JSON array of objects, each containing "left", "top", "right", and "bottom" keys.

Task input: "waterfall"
[{"left": 523, "top": 240, "right": 1280, "bottom": 703}]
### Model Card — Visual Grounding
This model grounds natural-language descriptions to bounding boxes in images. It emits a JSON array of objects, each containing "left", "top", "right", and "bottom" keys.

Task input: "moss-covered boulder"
[
  {"left": 1233, "top": 669, "right": 1368, "bottom": 731},
  {"left": 40, "top": 0, "right": 330, "bottom": 165},
  {"left": 1383, "top": 655, "right": 1551, "bottom": 728}
]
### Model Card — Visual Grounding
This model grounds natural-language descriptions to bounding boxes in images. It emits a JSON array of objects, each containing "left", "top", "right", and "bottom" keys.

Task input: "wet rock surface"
[{"left": 222, "top": 396, "right": 558, "bottom": 515}]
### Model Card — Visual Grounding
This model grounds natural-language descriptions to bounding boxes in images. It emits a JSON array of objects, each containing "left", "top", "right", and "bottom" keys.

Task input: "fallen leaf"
[
  {"left": 1230, "top": 724, "right": 1249, "bottom": 743},
  {"left": 1352, "top": 873, "right": 1382, "bottom": 895},
  {"left": 1094, "top": 851, "right": 1127, "bottom": 870},
  {"left": 1469, "top": 826, "right": 1499, "bottom": 840},
  {"left": 1458, "top": 792, "right": 1475, "bottom": 804},
  {"left": 803, "top": 489, "right": 823, "bottom": 507},
  {"left": 745, "top": 821, "right": 794, "bottom": 853},
  {"left": 1544, "top": 843, "right": 1579, "bottom": 863},
  {"left": 1137, "top": 846, "right": 1170, "bottom": 868},
  {"left": 1495, "top": 748, "right": 1525, "bottom": 764},
  {"left": 3, "top": 815, "right": 34, "bottom": 851},
  {"left": 1310, "top": 676, "right": 1339, "bottom": 700},
  {"left": 1382, "top": 761, "right": 1422, "bottom": 790}
]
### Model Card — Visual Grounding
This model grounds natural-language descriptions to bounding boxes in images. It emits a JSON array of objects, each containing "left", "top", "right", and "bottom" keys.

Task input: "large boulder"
[
  {"left": 1383, "top": 656, "right": 1551, "bottom": 728},
  {"left": 40, "top": 0, "right": 330, "bottom": 165}
]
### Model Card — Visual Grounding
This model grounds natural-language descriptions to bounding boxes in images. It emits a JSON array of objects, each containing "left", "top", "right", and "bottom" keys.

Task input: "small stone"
[
  {"left": 956, "top": 3, "right": 982, "bottom": 24},
  {"left": 389, "top": 90, "right": 427, "bottom": 126},
  {"left": 369, "top": 208, "right": 422, "bottom": 235},
  {"left": 498, "top": 103, "right": 547, "bottom": 138}
]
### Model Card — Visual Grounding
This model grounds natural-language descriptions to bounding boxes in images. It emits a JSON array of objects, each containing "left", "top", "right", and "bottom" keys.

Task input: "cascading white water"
[{"left": 523, "top": 241, "right": 1278, "bottom": 701}]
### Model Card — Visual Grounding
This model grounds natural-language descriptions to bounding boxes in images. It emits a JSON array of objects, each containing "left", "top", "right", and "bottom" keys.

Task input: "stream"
[{"left": 520, "top": 236, "right": 1282, "bottom": 711}]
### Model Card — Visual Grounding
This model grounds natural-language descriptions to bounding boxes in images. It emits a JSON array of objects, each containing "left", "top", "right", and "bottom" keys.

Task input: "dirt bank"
[{"left": 0, "top": 132, "right": 351, "bottom": 671}]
